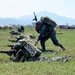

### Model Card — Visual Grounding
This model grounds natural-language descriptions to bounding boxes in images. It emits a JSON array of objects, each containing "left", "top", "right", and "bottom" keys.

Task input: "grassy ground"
[{"left": 0, "top": 27, "right": 75, "bottom": 75}]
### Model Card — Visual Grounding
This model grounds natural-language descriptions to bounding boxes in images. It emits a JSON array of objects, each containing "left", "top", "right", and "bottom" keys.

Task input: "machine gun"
[
  {"left": 0, "top": 50, "right": 16, "bottom": 56},
  {"left": 33, "top": 12, "right": 37, "bottom": 21}
]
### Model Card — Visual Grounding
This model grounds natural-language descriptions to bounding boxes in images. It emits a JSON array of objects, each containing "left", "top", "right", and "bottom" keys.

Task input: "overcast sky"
[{"left": 0, "top": 0, "right": 75, "bottom": 19}]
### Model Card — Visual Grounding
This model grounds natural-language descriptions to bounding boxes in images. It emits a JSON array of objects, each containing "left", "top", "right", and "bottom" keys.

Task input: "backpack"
[
  {"left": 40, "top": 16, "right": 57, "bottom": 28},
  {"left": 19, "top": 39, "right": 41, "bottom": 57}
]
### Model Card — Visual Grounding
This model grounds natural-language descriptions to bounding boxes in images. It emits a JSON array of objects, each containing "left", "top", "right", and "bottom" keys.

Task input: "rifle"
[
  {"left": 33, "top": 12, "right": 37, "bottom": 21},
  {"left": 8, "top": 39, "right": 17, "bottom": 42},
  {"left": 7, "top": 44, "right": 14, "bottom": 48},
  {"left": 0, "top": 50, "right": 16, "bottom": 56}
]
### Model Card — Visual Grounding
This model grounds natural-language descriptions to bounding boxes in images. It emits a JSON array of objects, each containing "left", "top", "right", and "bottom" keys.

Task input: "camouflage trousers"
[
  {"left": 27, "top": 56, "right": 72, "bottom": 63},
  {"left": 38, "top": 57, "right": 68, "bottom": 62},
  {"left": 10, "top": 55, "right": 72, "bottom": 63}
]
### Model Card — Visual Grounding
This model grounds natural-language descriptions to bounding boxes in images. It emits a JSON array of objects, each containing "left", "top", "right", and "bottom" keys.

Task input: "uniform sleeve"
[{"left": 37, "top": 25, "right": 46, "bottom": 41}]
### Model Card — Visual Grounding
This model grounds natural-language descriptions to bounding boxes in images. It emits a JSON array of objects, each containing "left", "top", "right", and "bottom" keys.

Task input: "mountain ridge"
[{"left": 0, "top": 11, "right": 75, "bottom": 25}]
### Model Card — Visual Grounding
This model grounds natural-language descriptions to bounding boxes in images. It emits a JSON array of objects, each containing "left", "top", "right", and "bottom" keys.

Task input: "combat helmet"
[
  {"left": 35, "top": 21, "right": 42, "bottom": 33},
  {"left": 13, "top": 43, "right": 20, "bottom": 51}
]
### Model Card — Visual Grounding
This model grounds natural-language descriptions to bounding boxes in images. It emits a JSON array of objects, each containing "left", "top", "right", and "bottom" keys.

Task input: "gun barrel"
[
  {"left": 0, "top": 51, "right": 6, "bottom": 53},
  {"left": 0, "top": 50, "right": 16, "bottom": 56},
  {"left": 7, "top": 44, "right": 14, "bottom": 47}
]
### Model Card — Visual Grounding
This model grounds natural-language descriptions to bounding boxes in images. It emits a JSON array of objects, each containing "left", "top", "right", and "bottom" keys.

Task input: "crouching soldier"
[
  {"left": 35, "top": 16, "right": 65, "bottom": 51},
  {"left": 11, "top": 38, "right": 41, "bottom": 62}
]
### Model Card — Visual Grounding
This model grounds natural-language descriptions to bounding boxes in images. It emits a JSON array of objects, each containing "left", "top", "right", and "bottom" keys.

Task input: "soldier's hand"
[{"left": 35, "top": 41, "right": 38, "bottom": 46}]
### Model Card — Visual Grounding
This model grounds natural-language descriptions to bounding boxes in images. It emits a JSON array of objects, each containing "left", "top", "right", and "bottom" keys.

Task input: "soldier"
[
  {"left": 9, "top": 30, "right": 21, "bottom": 35},
  {"left": 11, "top": 40, "right": 70, "bottom": 63},
  {"left": 35, "top": 16, "right": 65, "bottom": 52},
  {"left": 9, "top": 35, "right": 27, "bottom": 42},
  {"left": 11, "top": 38, "right": 41, "bottom": 62},
  {"left": 17, "top": 26, "right": 24, "bottom": 33},
  {"left": 21, "top": 26, "right": 24, "bottom": 33}
]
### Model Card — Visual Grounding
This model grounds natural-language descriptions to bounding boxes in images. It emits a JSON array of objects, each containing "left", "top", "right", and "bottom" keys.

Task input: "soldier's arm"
[
  {"left": 35, "top": 25, "right": 46, "bottom": 45},
  {"left": 38, "top": 25, "right": 46, "bottom": 40}
]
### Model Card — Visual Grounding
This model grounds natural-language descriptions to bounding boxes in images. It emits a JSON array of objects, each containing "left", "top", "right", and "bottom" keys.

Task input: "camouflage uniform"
[
  {"left": 35, "top": 16, "right": 65, "bottom": 51},
  {"left": 11, "top": 38, "right": 41, "bottom": 62}
]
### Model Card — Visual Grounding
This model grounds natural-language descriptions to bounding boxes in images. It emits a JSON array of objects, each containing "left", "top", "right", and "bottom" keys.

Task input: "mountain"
[
  {"left": 36, "top": 11, "right": 75, "bottom": 25},
  {"left": 0, "top": 11, "right": 75, "bottom": 25}
]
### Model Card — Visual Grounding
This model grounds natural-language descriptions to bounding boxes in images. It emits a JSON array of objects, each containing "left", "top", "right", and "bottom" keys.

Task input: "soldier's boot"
[
  {"left": 42, "top": 47, "right": 46, "bottom": 52},
  {"left": 59, "top": 44, "right": 65, "bottom": 51},
  {"left": 62, "top": 58, "right": 68, "bottom": 62}
]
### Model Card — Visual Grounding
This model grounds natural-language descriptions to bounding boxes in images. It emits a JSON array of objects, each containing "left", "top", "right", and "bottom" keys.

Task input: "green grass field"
[{"left": 0, "top": 27, "right": 75, "bottom": 75}]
